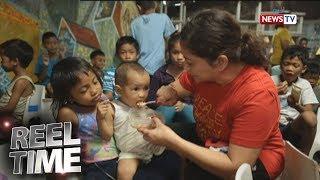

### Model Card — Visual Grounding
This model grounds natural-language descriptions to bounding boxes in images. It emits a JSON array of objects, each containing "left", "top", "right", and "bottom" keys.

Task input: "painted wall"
[
  {"left": 0, "top": 0, "right": 139, "bottom": 79},
  {"left": 0, "top": 1, "right": 40, "bottom": 80}
]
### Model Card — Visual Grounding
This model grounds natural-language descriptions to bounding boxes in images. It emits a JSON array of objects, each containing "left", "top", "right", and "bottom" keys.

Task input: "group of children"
[
  {"left": 0, "top": 34, "right": 184, "bottom": 180},
  {"left": 271, "top": 45, "right": 319, "bottom": 155},
  {"left": 49, "top": 31, "right": 186, "bottom": 179}
]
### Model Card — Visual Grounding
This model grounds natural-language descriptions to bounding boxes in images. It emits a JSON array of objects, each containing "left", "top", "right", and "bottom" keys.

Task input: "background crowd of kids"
[{"left": 1, "top": 1, "right": 320, "bottom": 180}]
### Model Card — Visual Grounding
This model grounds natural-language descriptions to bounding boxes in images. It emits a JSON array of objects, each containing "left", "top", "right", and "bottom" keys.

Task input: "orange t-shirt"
[{"left": 179, "top": 65, "right": 285, "bottom": 179}]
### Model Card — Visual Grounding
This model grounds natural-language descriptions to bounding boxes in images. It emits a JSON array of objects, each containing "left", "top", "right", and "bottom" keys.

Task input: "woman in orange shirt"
[{"left": 138, "top": 9, "right": 285, "bottom": 180}]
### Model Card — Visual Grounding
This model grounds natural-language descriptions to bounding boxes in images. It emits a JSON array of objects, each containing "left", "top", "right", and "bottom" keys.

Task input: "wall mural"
[
  {"left": 0, "top": 1, "right": 40, "bottom": 81},
  {"left": 94, "top": 19, "right": 119, "bottom": 67},
  {"left": 58, "top": 19, "right": 77, "bottom": 58},
  {"left": 43, "top": 0, "right": 78, "bottom": 28},
  {"left": 113, "top": 1, "right": 139, "bottom": 36},
  {"left": 94, "top": 1, "right": 115, "bottom": 22},
  {"left": 8, "top": 0, "right": 41, "bottom": 17},
  {"left": 1, "top": 0, "right": 139, "bottom": 69},
  {"left": 58, "top": 17, "right": 101, "bottom": 61}
]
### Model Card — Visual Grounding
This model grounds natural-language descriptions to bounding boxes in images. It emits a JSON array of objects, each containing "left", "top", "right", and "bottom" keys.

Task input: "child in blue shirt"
[
  {"left": 35, "top": 32, "right": 66, "bottom": 95},
  {"left": 90, "top": 49, "right": 115, "bottom": 100},
  {"left": 131, "top": 1, "right": 176, "bottom": 75},
  {"left": 102, "top": 36, "right": 140, "bottom": 101}
]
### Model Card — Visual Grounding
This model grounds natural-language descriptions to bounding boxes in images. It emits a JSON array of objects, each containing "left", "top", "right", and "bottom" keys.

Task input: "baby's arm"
[
  {"left": 117, "top": 158, "right": 139, "bottom": 180},
  {"left": 0, "top": 79, "right": 30, "bottom": 113},
  {"left": 96, "top": 101, "right": 115, "bottom": 141}
]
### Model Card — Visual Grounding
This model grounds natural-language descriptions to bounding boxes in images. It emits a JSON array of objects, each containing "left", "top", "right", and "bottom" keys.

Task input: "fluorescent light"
[
  {"left": 163, "top": 1, "right": 166, "bottom": 5},
  {"left": 174, "top": 3, "right": 181, "bottom": 6}
]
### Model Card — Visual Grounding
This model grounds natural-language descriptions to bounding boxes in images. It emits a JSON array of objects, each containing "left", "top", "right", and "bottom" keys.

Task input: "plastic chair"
[
  {"left": 280, "top": 141, "right": 319, "bottom": 180},
  {"left": 309, "top": 107, "right": 320, "bottom": 162},
  {"left": 22, "top": 85, "right": 45, "bottom": 126},
  {"left": 235, "top": 163, "right": 253, "bottom": 180},
  {"left": 39, "top": 98, "right": 56, "bottom": 124}
]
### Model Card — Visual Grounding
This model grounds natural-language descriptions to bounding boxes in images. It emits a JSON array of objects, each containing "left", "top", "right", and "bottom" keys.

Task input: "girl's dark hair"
[
  {"left": 0, "top": 39, "right": 34, "bottom": 68},
  {"left": 180, "top": 9, "right": 267, "bottom": 68},
  {"left": 166, "top": 31, "right": 181, "bottom": 64},
  {"left": 50, "top": 57, "right": 102, "bottom": 117},
  {"left": 115, "top": 36, "right": 140, "bottom": 57}
]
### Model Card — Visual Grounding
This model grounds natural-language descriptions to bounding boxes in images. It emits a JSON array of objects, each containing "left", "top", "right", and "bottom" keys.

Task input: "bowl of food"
[{"left": 128, "top": 107, "right": 159, "bottom": 128}]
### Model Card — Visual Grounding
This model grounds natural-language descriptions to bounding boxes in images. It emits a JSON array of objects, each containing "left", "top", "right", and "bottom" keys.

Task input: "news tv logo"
[{"left": 259, "top": 14, "right": 297, "bottom": 25}]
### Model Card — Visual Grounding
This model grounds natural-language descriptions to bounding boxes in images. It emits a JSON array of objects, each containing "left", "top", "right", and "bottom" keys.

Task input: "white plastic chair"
[
  {"left": 235, "top": 163, "right": 253, "bottom": 180},
  {"left": 280, "top": 141, "right": 319, "bottom": 180},
  {"left": 309, "top": 107, "right": 320, "bottom": 161},
  {"left": 39, "top": 98, "right": 56, "bottom": 124},
  {"left": 22, "top": 85, "right": 46, "bottom": 126},
  {"left": 271, "top": 65, "right": 281, "bottom": 76}
]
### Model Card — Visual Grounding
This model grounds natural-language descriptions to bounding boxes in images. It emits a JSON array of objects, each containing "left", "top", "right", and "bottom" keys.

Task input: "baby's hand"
[{"left": 42, "top": 51, "right": 50, "bottom": 66}]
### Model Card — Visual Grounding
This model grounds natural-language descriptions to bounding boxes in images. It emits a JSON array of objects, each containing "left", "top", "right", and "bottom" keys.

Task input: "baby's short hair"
[{"left": 115, "top": 62, "right": 148, "bottom": 86}]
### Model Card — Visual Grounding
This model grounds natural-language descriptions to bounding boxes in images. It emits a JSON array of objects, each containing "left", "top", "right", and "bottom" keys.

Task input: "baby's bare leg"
[{"left": 118, "top": 158, "right": 139, "bottom": 180}]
